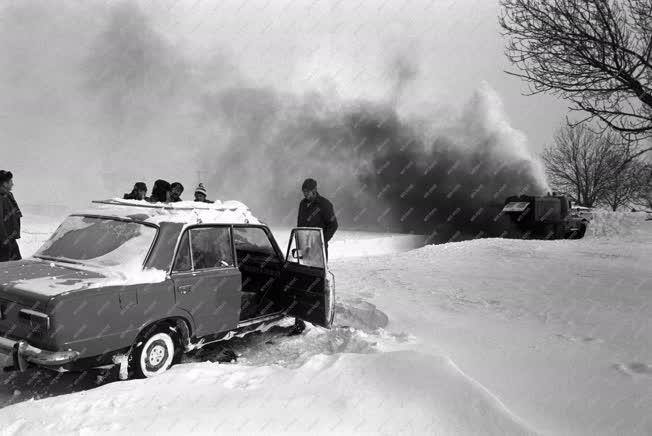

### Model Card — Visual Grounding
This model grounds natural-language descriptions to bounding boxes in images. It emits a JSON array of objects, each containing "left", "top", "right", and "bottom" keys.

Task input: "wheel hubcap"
[{"left": 149, "top": 344, "right": 166, "bottom": 366}]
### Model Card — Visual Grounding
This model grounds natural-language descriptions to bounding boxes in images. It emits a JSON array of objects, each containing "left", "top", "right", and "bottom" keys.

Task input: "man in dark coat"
[
  {"left": 0, "top": 171, "right": 22, "bottom": 261},
  {"left": 290, "top": 178, "right": 338, "bottom": 336},
  {"left": 297, "top": 178, "right": 338, "bottom": 260}
]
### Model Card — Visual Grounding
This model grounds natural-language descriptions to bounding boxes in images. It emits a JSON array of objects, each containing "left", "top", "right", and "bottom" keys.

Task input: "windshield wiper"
[{"left": 34, "top": 255, "right": 84, "bottom": 265}]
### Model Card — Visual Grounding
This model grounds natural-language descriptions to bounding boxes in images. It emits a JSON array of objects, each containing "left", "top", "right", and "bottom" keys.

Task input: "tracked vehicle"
[{"left": 502, "top": 193, "right": 588, "bottom": 239}]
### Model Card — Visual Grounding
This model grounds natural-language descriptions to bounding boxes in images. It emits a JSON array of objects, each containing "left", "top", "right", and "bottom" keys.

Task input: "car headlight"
[{"left": 19, "top": 309, "right": 50, "bottom": 332}]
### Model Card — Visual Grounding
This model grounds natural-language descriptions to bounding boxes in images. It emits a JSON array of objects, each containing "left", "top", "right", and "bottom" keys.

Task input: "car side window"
[
  {"left": 189, "top": 227, "right": 234, "bottom": 270},
  {"left": 287, "top": 228, "right": 325, "bottom": 268},
  {"left": 233, "top": 227, "right": 277, "bottom": 257},
  {"left": 172, "top": 232, "right": 192, "bottom": 272}
]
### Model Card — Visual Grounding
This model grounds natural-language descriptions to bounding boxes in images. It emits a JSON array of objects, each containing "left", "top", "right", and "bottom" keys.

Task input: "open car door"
[{"left": 279, "top": 227, "right": 334, "bottom": 328}]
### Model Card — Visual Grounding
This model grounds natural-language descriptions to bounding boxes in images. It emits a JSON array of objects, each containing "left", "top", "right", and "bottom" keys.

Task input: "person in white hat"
[{"left": 194, "top": 183, "right": 213, "bottom": 203}]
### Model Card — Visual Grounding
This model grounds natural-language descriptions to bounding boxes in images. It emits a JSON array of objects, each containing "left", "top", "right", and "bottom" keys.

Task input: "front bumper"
[{"left": 0, "top": 336, "right": 80, "bottom": 371}]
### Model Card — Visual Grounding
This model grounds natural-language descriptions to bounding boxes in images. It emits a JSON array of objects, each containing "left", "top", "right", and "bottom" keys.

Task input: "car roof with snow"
[
  {"left": 81, "top": 198, "right": 262, "bottom": 226},
  {"left": 8, "top": 199, "right": 269, "bottom": 295}
]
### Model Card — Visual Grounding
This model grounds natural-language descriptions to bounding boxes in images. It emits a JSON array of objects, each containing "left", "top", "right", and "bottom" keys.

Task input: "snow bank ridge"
[{"left": 585, "top": 211, "right": 650, "bottom": 242}]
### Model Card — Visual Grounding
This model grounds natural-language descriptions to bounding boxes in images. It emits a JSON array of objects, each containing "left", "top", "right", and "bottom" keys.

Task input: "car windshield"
[{"left": 34, "top": 216, "right": 157, "bottom": 269}]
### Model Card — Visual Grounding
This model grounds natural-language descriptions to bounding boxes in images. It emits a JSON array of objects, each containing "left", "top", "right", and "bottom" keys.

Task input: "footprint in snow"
[
  {"left": 555, "top": 334, "right": 603, "bottom": 344},
  {"left": 614, "top": 362, "right": 652, "bottom": 377},
  {"left": 334, "top": 299, "right": 389, "bottom": 332}
]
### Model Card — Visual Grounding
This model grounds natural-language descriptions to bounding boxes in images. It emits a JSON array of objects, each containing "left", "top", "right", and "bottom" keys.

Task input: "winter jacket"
[
  {"left": 297, "top": 193, "right": 338, "bottom": 242},
  {"left": 123, "top": 192, "right": 139, "bottom": 200},
  {"left": 0, "top": 192, "right": 22, "bottom": 244},
  {"left": 0, "top": 239, "right": 21, "bottom": 262}
]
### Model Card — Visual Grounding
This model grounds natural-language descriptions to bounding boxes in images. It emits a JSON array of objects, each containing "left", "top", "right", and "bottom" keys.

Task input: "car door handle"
[{"left": 178, "top": 285, "right": 193, "bottom": 294}]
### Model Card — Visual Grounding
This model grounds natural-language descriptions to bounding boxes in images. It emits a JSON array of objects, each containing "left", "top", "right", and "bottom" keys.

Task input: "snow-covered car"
[{"left": 0, "top": 199, "right": 333, "bottom": 378}]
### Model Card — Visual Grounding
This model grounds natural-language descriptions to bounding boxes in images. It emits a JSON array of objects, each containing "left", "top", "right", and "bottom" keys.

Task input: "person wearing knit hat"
[{"left": 194, "top": 183, "right": 213, "bottom": 203}]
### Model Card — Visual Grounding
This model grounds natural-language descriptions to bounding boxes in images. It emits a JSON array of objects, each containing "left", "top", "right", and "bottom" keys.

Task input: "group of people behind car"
[
  {"left": 0, "top": 171, "right": 338, "bottom": 275},
  {"left": 122, "top": 178, "right": 337, "bottom": 255},
  {"left": 123, "top": 177, "right": 338, "bottom": 258},
  {"left": 123, "top": 180, "right": 213, "bottom": 203}
]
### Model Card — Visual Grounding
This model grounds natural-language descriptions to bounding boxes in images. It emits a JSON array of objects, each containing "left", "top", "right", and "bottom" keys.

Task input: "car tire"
[{"left": 132, "top": 329, "right": 176, "bottom": 378}]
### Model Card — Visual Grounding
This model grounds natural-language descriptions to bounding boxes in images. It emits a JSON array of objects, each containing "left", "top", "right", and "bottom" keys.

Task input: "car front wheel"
[{"left": 133, "top": 330, "right": 175, "bottom": 378}]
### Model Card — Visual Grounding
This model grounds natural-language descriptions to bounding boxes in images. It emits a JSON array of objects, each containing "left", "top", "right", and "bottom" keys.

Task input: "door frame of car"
[
  {"left": 168, "top": 224, "right": 244, "bottom": 338},
  {"left": 168, "top": 223, "right": 287, "bottom": 275},
  {"left": 278, "top": 227, "right": 333, "bottom": 328},
  {"left": 230, "top": 223, "right": 286, "bottom": 263},
  {"left": 167, "top": 223, "right": 333, "bottom": 336}
]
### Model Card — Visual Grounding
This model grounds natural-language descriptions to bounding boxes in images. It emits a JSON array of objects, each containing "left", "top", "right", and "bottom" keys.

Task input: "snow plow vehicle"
[
  {"left": 0, "top": 199, "right": 333, "bottom": 378},
  {"left": 502, "top": 193, "right": 588, "bottom": 239}
]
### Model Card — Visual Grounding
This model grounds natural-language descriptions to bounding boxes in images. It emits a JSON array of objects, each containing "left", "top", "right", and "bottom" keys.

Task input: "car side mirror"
[{"left": 291, "top": 248, "right": 303, "bottom": 259}]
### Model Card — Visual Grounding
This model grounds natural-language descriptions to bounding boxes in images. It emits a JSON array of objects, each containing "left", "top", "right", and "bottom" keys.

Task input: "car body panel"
[
  {"left": 45, "top": 281, "right": 178, "bottom": 359},
  {"left": 0, "top": 259, "right": 106, "bottom": 299},
  {"left": 172, "top": 267, "right": 242, "bottom": 337}
]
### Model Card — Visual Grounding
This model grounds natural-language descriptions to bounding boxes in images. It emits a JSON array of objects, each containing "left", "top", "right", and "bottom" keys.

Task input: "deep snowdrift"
[
  {"left": 0, "top": 212, "right": 649, "bottom": 435},
  {"left": 586, "top": 210, "right": 650, "bottom": 240}
]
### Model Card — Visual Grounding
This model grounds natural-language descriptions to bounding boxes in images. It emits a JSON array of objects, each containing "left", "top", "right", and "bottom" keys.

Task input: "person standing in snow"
[
  {"left": 0, "top": 171, "right": 22, "bottom": 262},
  {"left": 290, "top": 178, "right": 338, "bottom": 336},
  {"left": 170, "top": 182, "right": 184, "bottom": 203},
  {"left": 194, "top": 183, "right": 214, "bottom": 203},
  {"left": 149, "top": 179, "right": 172, "bottom": 203},
  {"left": 297, "top": 178, "right": 338, "bottom": 260},
  {"left": 123, "top": 182, "right": 148, "bottom": 200}
]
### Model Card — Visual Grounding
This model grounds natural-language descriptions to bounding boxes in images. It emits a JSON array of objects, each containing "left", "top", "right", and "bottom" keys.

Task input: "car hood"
[{"left": 0, "top": 259, "right": 108, "bottom": 302}]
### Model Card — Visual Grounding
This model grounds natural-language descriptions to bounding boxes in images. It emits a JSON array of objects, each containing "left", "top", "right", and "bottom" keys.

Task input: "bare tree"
[
  {"left": 600, "top": 157, "right": 652, "bottom": 210},
  {"left": 542, "top": 124, "right": 623, "bottom": 206},
  {"left": 500, "top": 0, "right": 652, "bottom": 146},
  {"left": 633, "top": 162, "right": 652, "bottom": 209}
]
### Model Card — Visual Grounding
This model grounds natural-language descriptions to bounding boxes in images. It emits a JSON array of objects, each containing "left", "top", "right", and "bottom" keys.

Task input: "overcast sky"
[{"left": 0, "top": 0, "right": 570, "bottom": 208}]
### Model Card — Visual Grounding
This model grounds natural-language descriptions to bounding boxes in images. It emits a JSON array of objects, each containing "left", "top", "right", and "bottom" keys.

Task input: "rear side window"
[
  {"left": 173, "top": 226, "right": 234, "bottom": 272},
  {"left": 233, "top": 227, "right": 276, "bottom": 256}
]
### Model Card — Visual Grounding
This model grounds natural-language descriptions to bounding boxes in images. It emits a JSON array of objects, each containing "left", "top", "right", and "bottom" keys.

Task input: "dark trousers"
[{"left": 0, "top": 239, "right": 21, "bottom": 262}]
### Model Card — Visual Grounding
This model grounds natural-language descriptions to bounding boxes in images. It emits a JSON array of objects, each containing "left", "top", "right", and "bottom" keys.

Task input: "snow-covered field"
[{"left": 0, "top": 211, "right": 650, "bottom": 435}]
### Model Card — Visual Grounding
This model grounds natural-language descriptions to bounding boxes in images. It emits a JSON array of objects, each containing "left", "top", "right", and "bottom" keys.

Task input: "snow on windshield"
[
  {"left": 35, "top": 217, "right": 95, "bottom": 254},
  {"left": 34, "top": 216, "right": 157, "bottom": 269}
]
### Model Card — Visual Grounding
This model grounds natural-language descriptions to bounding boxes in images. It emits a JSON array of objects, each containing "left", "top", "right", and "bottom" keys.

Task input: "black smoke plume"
[
  {"left": 198, "top": 88, "right": 547, "bottom": 242},
  {"left": 0, "top": 1, "right": 547, "bottom": 242}
]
